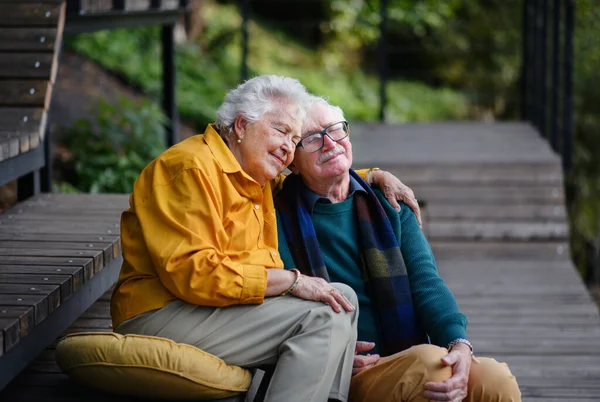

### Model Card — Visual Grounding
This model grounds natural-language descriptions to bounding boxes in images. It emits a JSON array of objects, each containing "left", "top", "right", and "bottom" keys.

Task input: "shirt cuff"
[{"left": 240, "top": 264, "right": 268, "bottom": 304}]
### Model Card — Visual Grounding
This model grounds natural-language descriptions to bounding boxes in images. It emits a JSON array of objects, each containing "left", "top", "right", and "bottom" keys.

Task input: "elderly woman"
[{"left": 111, "top": 75, "right": 417, "bottom": 402}]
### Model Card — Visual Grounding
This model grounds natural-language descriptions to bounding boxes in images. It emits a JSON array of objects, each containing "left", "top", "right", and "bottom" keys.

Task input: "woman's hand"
[
  {"left": 352, "top": 341, "right": 380, "bottom": 375},
  {"left": 372, "top": 170, "right": 422, "bottom": 226},
  {"left": 423, "top": 343, "right": 472, "bottom": 401},
  {"left": 292, "top": 275, "right": 355, "bottom": 313}
]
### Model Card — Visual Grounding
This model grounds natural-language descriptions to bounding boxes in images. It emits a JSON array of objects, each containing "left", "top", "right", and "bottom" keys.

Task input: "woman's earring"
[{"left": 237, "top": 138, "right": 242, "bottom": 144}]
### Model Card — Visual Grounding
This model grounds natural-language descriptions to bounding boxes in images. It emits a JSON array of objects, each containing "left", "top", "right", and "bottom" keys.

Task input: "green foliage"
[
  {"left": 568, "top": 0, "right": 600, "bottom": 276},
  {"left": 66, "top": 0, "right": 468, "bottom": 129},
  {"left": 60, "top": 97, "right": 166, "bottom": 194}
]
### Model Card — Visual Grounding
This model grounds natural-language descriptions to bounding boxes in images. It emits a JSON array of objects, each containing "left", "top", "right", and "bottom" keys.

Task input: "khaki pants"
[
  {"left": 116, "top": 283, "right": 359, "bottom": 402},
  {"left": 349, "top": 344, "right": 521, "bottom": 402}
]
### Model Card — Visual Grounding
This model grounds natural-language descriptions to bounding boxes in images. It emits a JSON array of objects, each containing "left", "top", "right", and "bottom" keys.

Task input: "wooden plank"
[
  {"left": 80, "top": 0, "right": 113, "bottom": 13},
  {"left": 0, "top": 284, "right": 60, "bottom": 314},
  {"left": 0, "top": 241, "right": 115, "bottom": 265},
  {"left": 0, "top": 294, "right": 47, "bottom": 325},
  {"left": 0, "top": 28, "right": 57, "bottom": 51},
  {"left": 125, "top": 0, "right": 151, "bottom": 11},
  {"left": 0, "top": 265, "right": 83, "bottom": 293},
  {"left": 379, "top": 163, "right": 564, "bottom": 185},
  {"left": 0, "top": 317, "right": 20, "bottom": 352},
  {"left": 425, "top": 221, "right": 569, "bottom": 241},
  {"left": 0, "top": 3, "right": 63, "bottom": 26},
  {"left": 161, "top": 0, "right": 179, "bottom": 9},
  {"left": 0, "top": 306, "right": 35, "bottom": 351},
  {"left": 0, "top": 257, "right": 94, "bottom": 283},
  {"left": 0, "top": 248, "right": 104, "bottom": 274},
  {"left": 0, "top": 274, "right": 72, "bottom": 302},
  {"left": 411, "top": 184, "right": 565, "bottom": 204},
  {"left": 424, "top": 204, "right": 567, "bottom": 221},
  {"left": 0, "top": 108, "right": 44, "bottom": 142},
  {"left": 0, "top": 132, "right": 22, "bottom": 160},
  {"left": 0, "top": 53, "right": 54, "bottom": 79},
  {"left": 431, "top": 241, "right": 570, "bottom": 260},
  {"left": 0, "top": 80, "right": 50, "bottom": 107}
]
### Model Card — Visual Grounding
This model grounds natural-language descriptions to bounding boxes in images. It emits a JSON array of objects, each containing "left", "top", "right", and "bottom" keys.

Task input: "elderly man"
[{"left": 274, "top": 97, "right": 522, "bottom": 402}]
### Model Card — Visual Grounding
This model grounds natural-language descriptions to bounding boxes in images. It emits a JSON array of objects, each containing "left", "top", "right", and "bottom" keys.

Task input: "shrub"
[{"left": 59, "top": 97, "right": 166, "bottom": 194}]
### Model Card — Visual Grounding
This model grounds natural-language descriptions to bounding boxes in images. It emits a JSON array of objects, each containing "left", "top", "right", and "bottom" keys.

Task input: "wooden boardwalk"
[{"left": 1, "top": 122, "right": 600, "bottom": 400}]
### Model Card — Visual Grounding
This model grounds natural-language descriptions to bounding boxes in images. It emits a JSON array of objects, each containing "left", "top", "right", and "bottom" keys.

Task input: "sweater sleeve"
[{"left": 397, "top": 203, "right": 468, "bottom": 347}]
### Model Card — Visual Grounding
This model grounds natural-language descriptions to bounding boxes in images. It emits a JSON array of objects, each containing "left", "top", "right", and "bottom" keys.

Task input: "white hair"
[
  {"left": 215, "top": 75, "right": 310, "bottom": 138},
  {"left": 303, "top": 95, "right": 345, "bottom": 134}
]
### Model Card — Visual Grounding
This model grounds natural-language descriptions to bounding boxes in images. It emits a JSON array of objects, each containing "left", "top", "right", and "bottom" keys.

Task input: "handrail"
[{"left": 522, "top": 0, "right": 575, "bottom": 171}]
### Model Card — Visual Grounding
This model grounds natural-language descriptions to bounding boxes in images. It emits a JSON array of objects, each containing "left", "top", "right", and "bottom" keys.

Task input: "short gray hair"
[
  {"left": 215, "top": 75, "right": 309, "bottom": 137},
  {"left": 303, "top": 95, "right": 345, "bottom": 134}
]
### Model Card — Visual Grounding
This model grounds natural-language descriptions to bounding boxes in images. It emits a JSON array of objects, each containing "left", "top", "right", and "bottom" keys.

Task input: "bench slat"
[
  {"left": 0, "top": 294, "right": 48, "bottom": 327},
  {"left": 0, "top": 274, "right": 73, "bottom": 303},
  {"left": 0, "top": 241, "right": 116, "bottom": 266},
  {"left": 0, "top": 28, "right": 57, "bottom": 52},
  {"left": 0, "top": 266, "right": 83, "bottom": 295},
  {"left": 0, "top": 248, "right": 103, "bottom": 275},
  {"left": 0, "top": 257, "right": 94, "bottom": 283},
  {"left": 0, "top": 306, "right": 35, "bottom": 352},
  {"left": 0, "top": 80, "right": 50, "bottom": 107},
  {"left": 125, "top": 0, "right": 151, "bottom": 11},
  {"left": 0, "top": 284, "right": 60, "bottom": 317},
  {"left": 0, "top": 3, "right": 62, "bottom": 26},
  {"left": 0, "top": 53, "right": 54, "bottom": 79}
]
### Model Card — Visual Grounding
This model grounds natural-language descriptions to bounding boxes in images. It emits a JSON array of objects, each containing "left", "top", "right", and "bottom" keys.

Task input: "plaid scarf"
[{"left": 274, "top": 170, "right": 428, "bottom": 356}]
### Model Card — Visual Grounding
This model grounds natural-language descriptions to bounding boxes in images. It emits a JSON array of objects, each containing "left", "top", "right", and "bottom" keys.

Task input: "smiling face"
[
  {"left": 233, "top": 101, "right": 303, "bottom": 185},
  {"left": 290, "top": 103, "right": 353, "bottom": 183}
]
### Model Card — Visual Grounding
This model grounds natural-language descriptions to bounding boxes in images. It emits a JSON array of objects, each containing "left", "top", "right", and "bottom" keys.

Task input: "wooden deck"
[{"left": 1, "top": 122, "right": 600, "bottom": 400}]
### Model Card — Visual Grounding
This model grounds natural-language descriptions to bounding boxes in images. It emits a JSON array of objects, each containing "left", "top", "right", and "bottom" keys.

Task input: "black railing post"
[
  {"left": 240, "top": 0, "right": 250, "bottom": 82},
  {"left": 539, "top": 0, "right": 548, "bottom": 138},
  {"left": 179, "top": 0, "right": 189, "bottom": 9},
  {"left": 531, "top": 0, "right": 540, "bottom": 130},
  {"left": 17, "top": 171, "right": 40, "bottom": 202},
  {"left": 162, "top": 24, "right": 179, "bottom": 147},
  {"left": 66, "top": 0, "right": 82, "bottom": 15},
  {"left": 562, "top": 0, "right": 574, "bottom": 171},
  {"left": 550, "top": 0, "right": 561, "bottom": 151},
  {"left": 113, "top": 0, "right": 125, "bottom": 11},
  {"left": 151, "top": 0, "right": 162, "bottom": 9},
  {"left": 521, "top": 0, "right": 531, "bottom": 120},
  {"left": 378, "top": 0, "right": 388, "bottom": 122},
  {"left": 41, "top": 125, "right": 52, "bottom": 192}
]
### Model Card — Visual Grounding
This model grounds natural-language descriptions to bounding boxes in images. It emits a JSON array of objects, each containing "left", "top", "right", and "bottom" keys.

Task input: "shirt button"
[
  {"left": 254, "top": 205, "right": 260, "bottom": 210},
  {"left": 272, "top": 251, "right": 277, "bottom": 256},
  {"left": 259, "top": 234, "right": 263, "bottom": 240}
]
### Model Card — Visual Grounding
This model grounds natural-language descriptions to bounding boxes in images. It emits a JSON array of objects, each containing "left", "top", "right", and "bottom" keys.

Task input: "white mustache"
[{"left": 318, "top": 145, "right": 345, "bottom": 164}]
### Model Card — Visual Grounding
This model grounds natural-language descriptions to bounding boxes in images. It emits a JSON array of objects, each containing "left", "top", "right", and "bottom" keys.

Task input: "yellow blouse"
[{"left": 111, "top": 124, "right": 371, "bottom": 328}]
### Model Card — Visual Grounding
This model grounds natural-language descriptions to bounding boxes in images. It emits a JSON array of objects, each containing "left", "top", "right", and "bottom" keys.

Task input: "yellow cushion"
[{"left": 55, "top": 332, "right": 252, "bottom": 401}]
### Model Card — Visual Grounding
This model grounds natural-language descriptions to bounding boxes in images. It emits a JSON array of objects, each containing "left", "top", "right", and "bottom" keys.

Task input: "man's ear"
[
  {"left": 233, "top": 115, "right": 248, "bottom": 140},
  {"left": 289, "top": 163, "right": 300, "bottom": 175}
]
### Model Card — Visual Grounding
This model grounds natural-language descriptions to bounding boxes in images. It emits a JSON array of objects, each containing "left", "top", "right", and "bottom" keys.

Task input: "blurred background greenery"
[{"left": 57, "top": 0, "right": 599, "bottom": 290}]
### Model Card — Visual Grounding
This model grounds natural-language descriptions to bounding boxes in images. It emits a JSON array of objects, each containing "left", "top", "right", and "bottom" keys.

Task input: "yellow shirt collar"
[{"left": 204, "top": 124, "right": 242, "bottom": 174}]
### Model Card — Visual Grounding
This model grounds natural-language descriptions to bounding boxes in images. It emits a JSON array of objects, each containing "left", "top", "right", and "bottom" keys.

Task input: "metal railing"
[
  {"left": 522, "top": 0, "right": 575, "bottom": 171},
  {"left": 238, "top": 0, "right": 575, "bottom": 172}
]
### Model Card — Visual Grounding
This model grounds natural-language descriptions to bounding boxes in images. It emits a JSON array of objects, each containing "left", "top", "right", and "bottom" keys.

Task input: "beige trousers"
[
  {"left": 115, "top": 283, "right": 359, "bottom": 402},
  {"left": 349, "top": 344, "right": 521, "bottom": 402}
]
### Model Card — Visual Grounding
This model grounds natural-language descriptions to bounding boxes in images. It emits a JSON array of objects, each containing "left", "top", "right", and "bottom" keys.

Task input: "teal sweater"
[{"left": 276, "top": 190, "right": 467, "bottom": 355}]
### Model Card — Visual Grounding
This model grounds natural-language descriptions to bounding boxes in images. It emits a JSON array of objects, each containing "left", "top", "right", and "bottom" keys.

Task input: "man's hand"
[
  {"left": 423, "top": 343, "right": 472, "bottom": 401},
  {"left": 372, "top": 170, "right": 422, "bottom": 227},
  {"left": 352, "top": 341, "right": 380, "bottom": 376}
]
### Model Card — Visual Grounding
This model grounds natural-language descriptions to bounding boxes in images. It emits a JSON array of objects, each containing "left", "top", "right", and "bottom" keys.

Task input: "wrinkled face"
[
  {"left": 235, "top": 101, "right": 302, "bottom": 185},
  {"left": 291, "top": 104, "right": 353, "bottom": 182}
]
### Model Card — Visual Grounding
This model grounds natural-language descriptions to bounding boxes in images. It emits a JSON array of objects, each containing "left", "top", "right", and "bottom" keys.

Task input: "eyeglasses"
[{"left": 297, "top": 121, "right": 349, "bottom": 153}]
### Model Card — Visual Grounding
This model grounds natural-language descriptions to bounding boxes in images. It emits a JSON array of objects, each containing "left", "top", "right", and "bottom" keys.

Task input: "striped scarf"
[{"left": 274, "top": 170, "right": 428, "bottom": 356}]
